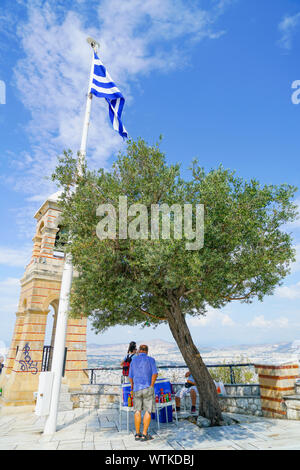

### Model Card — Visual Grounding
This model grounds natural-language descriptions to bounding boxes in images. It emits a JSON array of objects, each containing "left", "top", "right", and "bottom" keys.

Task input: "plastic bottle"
[{"left": 128, "top": 394, "right": 132, "bottom": 407}]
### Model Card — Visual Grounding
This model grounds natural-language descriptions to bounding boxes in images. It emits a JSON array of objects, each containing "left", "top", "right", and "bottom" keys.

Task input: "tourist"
[
  {"left": 120, "top": 341, "right": 137, "bottom": 383},
  {"left": 0, "top": 356, "right": 4, "bottom": 375},
  {"left": 128, "top": 344, "right": 158, "bottom": 442},
  {"left": 175, "top": 370, "right": 198, "bottom": 414}
]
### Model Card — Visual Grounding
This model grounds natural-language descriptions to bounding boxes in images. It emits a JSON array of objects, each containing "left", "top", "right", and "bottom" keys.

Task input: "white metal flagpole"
[
  {"left": 77, "top": 37, "right": 99, "bottom": 176},
  {"left": 43, "top": 38, "right": 98, "bottom": 435}
]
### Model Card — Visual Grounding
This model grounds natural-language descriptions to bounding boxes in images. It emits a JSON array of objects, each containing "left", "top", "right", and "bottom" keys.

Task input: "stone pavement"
[{"left": 1, "top": 408, "right": 300, "bottom": 450}]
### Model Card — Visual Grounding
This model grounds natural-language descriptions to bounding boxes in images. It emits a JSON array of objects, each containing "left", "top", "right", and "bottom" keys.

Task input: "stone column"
[
  {"left": 64, "top": 316, "right": 89, "bottom": 390},
  {"left": 255, "top": 363, "right": 299, "bottom": 419},
  {"left": 0, "top": 310, "right": 48, "bottom": 407},
  {"left": 32, "top": 235, "right": 42, "bottom": 259},
  {"left": 40, "top": 227, "right": 58, "bottom": 257},
  {"left": 0, "top": 312, "right": 24, "bottom": 387}
]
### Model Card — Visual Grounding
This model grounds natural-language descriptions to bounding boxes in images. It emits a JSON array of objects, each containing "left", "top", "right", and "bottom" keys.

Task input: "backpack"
[{"left": 122, "top": 354, "right": 134, "bottom": 376}]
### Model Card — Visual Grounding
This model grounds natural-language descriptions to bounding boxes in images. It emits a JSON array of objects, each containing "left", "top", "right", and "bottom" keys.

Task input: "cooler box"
[
  {"left": 152, "top": 378, "right": 173, "bottom": 423},
  {"left": 122, "top": 383, "right": 132, "bottom": 406}
]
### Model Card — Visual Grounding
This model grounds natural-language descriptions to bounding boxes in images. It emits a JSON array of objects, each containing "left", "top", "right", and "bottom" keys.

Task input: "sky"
[{"left": 0, "top": 0, "right": 300, "bottom": 351}]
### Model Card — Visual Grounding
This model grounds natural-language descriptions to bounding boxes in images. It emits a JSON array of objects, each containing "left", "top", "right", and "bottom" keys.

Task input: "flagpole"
[
  {"left": 43, "top": 38, "right": 98, "bottom": 435},
  {"left": 78, "top": 37, "right": 99, "bottom": 176}
]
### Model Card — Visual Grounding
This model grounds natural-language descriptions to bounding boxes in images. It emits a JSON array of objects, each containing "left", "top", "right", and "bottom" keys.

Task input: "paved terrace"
[{"left": 1, "top": 408, "right": 300, "bottom": 450}]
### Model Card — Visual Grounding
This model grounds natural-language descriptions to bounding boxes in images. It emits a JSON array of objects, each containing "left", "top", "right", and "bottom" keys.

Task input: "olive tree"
[{"left": 52, "top": 138, "right": 298, "bottom": 425}]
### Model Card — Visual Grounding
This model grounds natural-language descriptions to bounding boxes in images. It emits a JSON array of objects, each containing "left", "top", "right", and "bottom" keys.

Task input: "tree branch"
[
  {"left": 139, "top": 308, "right": 167, "bottom": 322},
  {"left": 183, "top": 288, "right": 196, "bottom": 296},
  {"left": 223, "top": 290, "right": 255, "bottom": 301}
]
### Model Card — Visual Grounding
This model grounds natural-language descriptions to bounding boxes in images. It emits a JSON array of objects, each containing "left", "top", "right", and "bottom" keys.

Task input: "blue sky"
[{"left": 0, "top": 0, "right": 300, "bottom": 350}]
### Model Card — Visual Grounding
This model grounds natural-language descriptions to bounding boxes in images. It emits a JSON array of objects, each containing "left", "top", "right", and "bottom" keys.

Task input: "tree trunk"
[{"left": 166, "top": 297, "right": 223, "bottom": 426}]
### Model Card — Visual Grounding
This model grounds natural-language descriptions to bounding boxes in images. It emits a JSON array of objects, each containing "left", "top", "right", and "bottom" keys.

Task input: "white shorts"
[{"left": 176, "top": 385, "right": 198, "bottom": 399}]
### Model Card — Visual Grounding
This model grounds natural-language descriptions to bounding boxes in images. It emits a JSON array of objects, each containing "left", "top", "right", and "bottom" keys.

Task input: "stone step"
[
  {"left": 58, "top": 402, "right": 74, "bottom": 411},
  {"left": 60, "top": 384, "right": 69, "bottom": 393},
  {"left": 58, "top": 384, "right": 74, "bottom": 411},
  {"left": 60, "top": 392, "right": 71, "bottom": 402}
]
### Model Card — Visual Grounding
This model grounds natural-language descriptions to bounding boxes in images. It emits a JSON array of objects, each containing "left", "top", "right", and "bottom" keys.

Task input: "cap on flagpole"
[{"left": 86, "top": 37, "right": 99, "bottom": 50}]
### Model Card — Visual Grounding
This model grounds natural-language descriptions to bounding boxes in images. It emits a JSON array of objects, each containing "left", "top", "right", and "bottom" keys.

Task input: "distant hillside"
[
  {"left": 87, "top": 338, "right": 214, "bottom": 354},
  {"left": 86, "top": 339, "right": 300, "bottom": 368},
  {"left": 88, "top": 338, "right": 178, "bottom": 354}
]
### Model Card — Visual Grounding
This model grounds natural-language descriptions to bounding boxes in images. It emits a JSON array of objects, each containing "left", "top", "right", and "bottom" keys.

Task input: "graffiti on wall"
[{"left": 19, "top": 343, "right": 38, "bottom": 375}]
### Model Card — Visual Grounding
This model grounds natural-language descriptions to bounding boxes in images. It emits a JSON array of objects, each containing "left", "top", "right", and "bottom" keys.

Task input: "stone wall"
[
  {"left": 282, "top": 381, "right": 300, "bottom": 420},
  {"left": 255, "top": 363, "right": 299, "bottom": 419},
  {"left": 284, "top": 397, "right": 300, "bottom": 420},
  {"left": 72, "top": 382, "right": 262, "bottom": 417},
  {"left": 219, "top": 385, "right": 262, "bottom": 416},
  {"left": 172, "top": 383, "right": 262, "bottom": 417},
  {"left": 71, "top": 384, "right": 120, "bottom": 410}
]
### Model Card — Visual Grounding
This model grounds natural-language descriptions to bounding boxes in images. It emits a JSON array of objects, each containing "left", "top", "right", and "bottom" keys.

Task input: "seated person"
[{"left": 175, "top": 371, "right": 198, "bottom": 413}]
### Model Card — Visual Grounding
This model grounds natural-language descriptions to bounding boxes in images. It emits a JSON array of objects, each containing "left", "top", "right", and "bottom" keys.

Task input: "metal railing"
[
  {"left": 84, "top": 363, "right": 255, "bottom": 386},
  {"left": 41, "top": 345, "right": 53, "bottom": 372},
  {"left": 41, "top": 345, "right": 68, "bottom": 377}
]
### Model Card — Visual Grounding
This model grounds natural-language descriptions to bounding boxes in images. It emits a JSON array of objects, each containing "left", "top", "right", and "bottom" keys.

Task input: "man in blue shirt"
[{"left": 128, "top": 344, "right": 158, "bottom": 441}]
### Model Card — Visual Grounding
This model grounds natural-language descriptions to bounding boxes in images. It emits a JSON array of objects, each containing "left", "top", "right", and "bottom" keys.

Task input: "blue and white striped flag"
[{"left": 90, "top": 52, "right": 128, "bottom": 139}]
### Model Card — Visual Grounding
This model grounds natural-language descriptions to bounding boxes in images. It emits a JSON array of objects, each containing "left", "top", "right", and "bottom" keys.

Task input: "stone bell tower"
[{"left": 0, "top": 192, "right": 88, "bottom": 410}]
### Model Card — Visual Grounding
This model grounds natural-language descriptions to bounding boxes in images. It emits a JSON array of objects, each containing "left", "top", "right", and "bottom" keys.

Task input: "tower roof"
[
  {"left": 34, "top": 190, "right": 63, "bottom": 220},
  {"left": 48, "top": 190, "right": 63, "bottom": 203}
]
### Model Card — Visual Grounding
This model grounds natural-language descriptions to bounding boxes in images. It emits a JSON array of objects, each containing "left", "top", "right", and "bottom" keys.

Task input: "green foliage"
[
  {"left": 51, "top": 138, "right": 298, "bottom": 334},
  {"left": 209, "top": 357, "right": 257, "bottom": 384}
]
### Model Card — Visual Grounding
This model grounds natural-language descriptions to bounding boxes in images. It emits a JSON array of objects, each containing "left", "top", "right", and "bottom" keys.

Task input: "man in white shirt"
[{"left": 175, "top": 370, "right": 198, "bottom": 413}]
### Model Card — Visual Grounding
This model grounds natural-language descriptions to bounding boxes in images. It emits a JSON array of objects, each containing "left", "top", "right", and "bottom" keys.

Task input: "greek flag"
[{"left": 90, "top": 52, "right": 128, "bottom": 138}]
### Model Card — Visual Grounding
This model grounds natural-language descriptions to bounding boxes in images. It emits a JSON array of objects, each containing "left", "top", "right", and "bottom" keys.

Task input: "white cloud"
[
  {"left": 0, "top": 277, "right": 20, "bottom": 315},
  {"left": 25, "top": 194, "right": 52, "bottom": 203},
  {"left": 291, "top": 244, "right": 300, "bottom": 273},
  {"left": 6, "top": 0, "right": 231, "bottom": 196},
  {"left": 0, "top": 277, "right": 21, "bottom": 344},
  {"left": 278, "top": 12, "right": 300, "bottom": 50},
  {"left": 189, "top": 308, "right": 236, "bottom": 327},
  {"left": 285, "top": 199, "right": 300, "bottom": 231},
  {"left": 247, "top": 315, "right": 289, "bottom": 329},
  {"left": 0, "top": 247, "right": 31, "bottom": 267},
  {"left": 0, "top": 277, "right": 20, "bottom": 291},
  {"left": 276, "top": 281, "right": 300, "bottom": 300}
]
